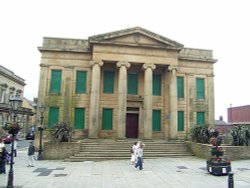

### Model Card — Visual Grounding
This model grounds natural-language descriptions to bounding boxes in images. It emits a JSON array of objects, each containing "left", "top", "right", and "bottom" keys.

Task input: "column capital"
[
  {"left": 90, "top": 61, "right": 104, "bottom": 67},
  {"left": 168, "top": 65, "right": 179, "bottom": 72},
  {"left": 142, "top": 63, "right": 156, "bottom": 70},
  {"left": 117, "top": 61, "right": 131, "bottom": 68}
]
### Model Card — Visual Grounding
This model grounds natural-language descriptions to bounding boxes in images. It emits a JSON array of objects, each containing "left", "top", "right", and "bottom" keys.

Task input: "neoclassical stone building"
[{"left": 37, "top": 27, "right": 216, "bottom": 140}]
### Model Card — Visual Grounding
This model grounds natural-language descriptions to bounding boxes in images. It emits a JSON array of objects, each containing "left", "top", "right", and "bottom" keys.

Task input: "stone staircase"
[{"left": 64, "top": 139, "right": 194, "bottom": 162}]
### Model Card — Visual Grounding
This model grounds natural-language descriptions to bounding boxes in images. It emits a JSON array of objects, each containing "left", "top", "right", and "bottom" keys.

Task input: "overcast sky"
[{"left": 1, "top": 0, "right": 249, "bottom": 122}]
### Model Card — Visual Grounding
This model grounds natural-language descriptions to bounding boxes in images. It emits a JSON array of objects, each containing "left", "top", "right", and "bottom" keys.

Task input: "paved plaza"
[{"left": 0, "top": 148, "right": 250, "bottom": 188}]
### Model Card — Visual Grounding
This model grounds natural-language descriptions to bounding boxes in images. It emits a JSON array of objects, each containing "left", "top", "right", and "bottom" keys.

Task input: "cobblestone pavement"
[{"left": 0, "top": 149, "right": 250, "bottom": 188}]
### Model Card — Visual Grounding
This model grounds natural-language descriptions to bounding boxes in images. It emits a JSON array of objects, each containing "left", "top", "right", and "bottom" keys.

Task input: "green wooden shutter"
[
  {"left": 103, "top": 71, "right": 114, "bottom": 93},
  {"left": 153, "top": 74, "right": 161, "bottom": 96},
  {"left": 102, "top": 108, "right": 113, "bottom": 130},
  {"left": 152, "top": 110, "right": 161, "bottom": 131},
  {"left": 177, "top": 77, "right": 184, "bottom": 98},
  {"left": 50, "top": 70, "right": 62, "bottom": 93},
  {"left": 128, "top": 73, "right": 138, "bottom": 94},
  {"left": 178, "top": 111, "right": 184, "bottom": 131},
  {"left": 196, "top": 112, "right": 205, "bottom": 126},
  {"left": 76, "top": 71, "right": 87, "bottom": 93},
  {"left": 196, "top": 78, "right": 204, "bottom": 99},
  {"left": 48, "top": 107, "right": 59, "bottom": 128},
  {"left": 74, "top": 108, "right": 85, "bottom": 129}
]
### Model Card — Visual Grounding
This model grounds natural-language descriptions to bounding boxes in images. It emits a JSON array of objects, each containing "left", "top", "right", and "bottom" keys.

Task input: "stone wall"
[
  {"left": 186, "top": 141, "right": 250, "bottom": 160},
  {"left": 43, "top": 141, "right": 81, "bottom": 160}
]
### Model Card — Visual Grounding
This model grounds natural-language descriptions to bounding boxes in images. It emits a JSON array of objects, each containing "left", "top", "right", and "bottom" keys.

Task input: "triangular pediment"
[{"left": 89, "top": 27, "right": 183, "bottom": 50}]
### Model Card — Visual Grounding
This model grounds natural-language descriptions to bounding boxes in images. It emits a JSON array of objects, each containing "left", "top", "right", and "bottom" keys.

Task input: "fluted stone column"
[
  {"left": 89, "top": 61, "right": 103, "bottom": 138},
  {"left": 207, "top": 74, "right": 215, "bottom": 128},
  {"left": 143, "top": 63, "right": 156, "bottom": 140},
  {"left": 168, "top": 66, "right": 178, "bottom": 139},
  {"left": 117, "top": 61, "right": 131, "bottom": 139}
]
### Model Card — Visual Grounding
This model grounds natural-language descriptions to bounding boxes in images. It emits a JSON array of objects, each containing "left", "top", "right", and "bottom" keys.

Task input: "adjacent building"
[
  {"left": 0, "top": 65, "right": 35, "bottom": 136},
  {"left": 37, "top": 27, "right": 216, "bottom": 140},
  {"left": 228, "top": 105, "right": 250, "bottom": 125}
]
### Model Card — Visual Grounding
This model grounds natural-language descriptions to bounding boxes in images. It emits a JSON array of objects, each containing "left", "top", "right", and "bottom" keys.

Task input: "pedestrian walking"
[
  {"left": 10, "top": 139, "right": 18, "bottom": 157},
  {"left": 135, "top": 142, "right": 145, "bottom": 170},
  {"left": 27, "top": 141, "right": 35, "bottom": 167}
]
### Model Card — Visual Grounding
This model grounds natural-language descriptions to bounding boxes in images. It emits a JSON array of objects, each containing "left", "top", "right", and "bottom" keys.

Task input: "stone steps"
[{"left": 64, "top": 139, "right": 194, "bottom": 162}]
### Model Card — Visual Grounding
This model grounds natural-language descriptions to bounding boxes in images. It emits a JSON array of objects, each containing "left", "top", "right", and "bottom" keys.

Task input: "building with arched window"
[{"left": 37, "top": 27, "right": 216, "bottom": 140}]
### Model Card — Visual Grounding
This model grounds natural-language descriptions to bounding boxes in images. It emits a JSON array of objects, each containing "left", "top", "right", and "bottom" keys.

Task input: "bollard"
[{"left": 228, "top": 171, "right": 234, "bottom": 188}]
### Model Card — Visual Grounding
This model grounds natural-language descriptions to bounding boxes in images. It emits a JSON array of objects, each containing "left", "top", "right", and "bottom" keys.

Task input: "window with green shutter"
[
  {"left": 178, "top": 111, "right": 184, "bottom": 131},
  {"left": 76, "top": 71, "right": 87, "bottom": 94},
  {"left": 152, "top": 110, "right": 161, "bottom": 131},
  {"left": 50, "top": 70, "right": 62, "bottom": 93},
  {"left": 74, "top": 108, "right": 85, "bottom": 129},
  {"left": 177, "top": 76, "right": 184, "bottom": 98},
  {"left": 102, "top": 108, "right": 113, "bottom": 130},
  {"left": 103, "top": 71, "right": 114, "bottom": 93},
  {"left": 196, "top": 78, "right": 205, "bottom": 99},
  {"left": 128, "top": 73, "right": 138, "bottom": 94},
  {"left": 48, "top": 107, "right": 59, "bottom": 128},
  {"left": 196, "top": 112, "right": 205, "bottom": 126},
  {"left": 153, "top": 74, "right": 161, "bottom": 96}
]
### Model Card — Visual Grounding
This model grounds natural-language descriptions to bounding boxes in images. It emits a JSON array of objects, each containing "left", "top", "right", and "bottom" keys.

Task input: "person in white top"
[
  {"left": 10, "top": 139, "right": 18, "bottom": 157},
  {"left": 0, "top": 139, "right": 5, "bottom": 151},
  {"left": 130, "top": 142, "right": 137, "bottom": 164}
]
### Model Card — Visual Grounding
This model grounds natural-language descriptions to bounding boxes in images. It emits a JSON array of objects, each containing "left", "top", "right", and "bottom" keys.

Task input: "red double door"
[{"left": 126, "top": 113, "right": 139, "bottom": 138}]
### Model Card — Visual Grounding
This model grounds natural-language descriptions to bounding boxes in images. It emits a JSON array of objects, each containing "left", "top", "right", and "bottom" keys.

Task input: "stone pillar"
[
  {"left": 207, "top": 74, "right": 215, "bottom": 128},
  {"left": 117, "top": 61, "right": 131, "bottom": 139},
  {"left": 168, "top": 66, "right": 178, "bottom": 139},
  {"left": 89, "top": 61, "right": 103, "bottom": 138},
  {"left": 143, "top": 63, "right": 156, "bottom": 140}
]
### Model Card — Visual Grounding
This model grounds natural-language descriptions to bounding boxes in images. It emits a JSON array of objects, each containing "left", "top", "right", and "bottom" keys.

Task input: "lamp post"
[
  {"left": 37, "top": 104, "right": 45, "bottom": 160},
  {"left": 7, "top": 95, "right": 23, "bottom": 188}
]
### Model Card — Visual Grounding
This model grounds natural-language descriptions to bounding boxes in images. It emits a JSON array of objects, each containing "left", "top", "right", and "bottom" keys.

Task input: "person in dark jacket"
[
  {"left": 0, "top": 147, "right": 9, "bottom": 174},
  {"left": 27, "top": 141, "right": 35, "bottom": 167}
]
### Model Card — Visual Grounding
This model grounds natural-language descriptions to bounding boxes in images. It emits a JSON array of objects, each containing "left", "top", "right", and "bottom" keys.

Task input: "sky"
[{"left": 1, "top": 0, "right": 250, "bottom": 122}]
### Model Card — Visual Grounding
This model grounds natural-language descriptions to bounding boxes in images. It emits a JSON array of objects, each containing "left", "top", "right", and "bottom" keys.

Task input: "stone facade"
[
  {"left": 37, "top": 27, "right": 216, "bottom": 140},
  {"left": 0, "top": 65, "right": 34, "bottom": 137}
]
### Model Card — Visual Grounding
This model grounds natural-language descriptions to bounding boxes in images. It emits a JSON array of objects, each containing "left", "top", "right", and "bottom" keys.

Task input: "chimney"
[{"left": 219, "top": 116, "right": 223, "bottom": 121}]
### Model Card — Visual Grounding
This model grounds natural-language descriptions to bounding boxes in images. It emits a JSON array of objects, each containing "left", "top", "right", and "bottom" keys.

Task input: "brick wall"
[
  {"left": 186, "top": 141, "right": 250, "bottom": 160},
  {"left": 43, "top": 141, "right": 81, "bottom": 160}
]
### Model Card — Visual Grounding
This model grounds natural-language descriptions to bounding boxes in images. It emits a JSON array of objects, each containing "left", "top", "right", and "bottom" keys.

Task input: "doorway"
[{"left": 126, "top": 113, "right": 139, "bottom": 138}]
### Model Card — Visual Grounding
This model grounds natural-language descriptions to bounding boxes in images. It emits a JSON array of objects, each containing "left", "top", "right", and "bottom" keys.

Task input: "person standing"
[
  {"left": 27, "top": 141, "right": 35, "bottom": 167},
  {"left": 0, "top": 147, "right": 9, "bottom": 174}
]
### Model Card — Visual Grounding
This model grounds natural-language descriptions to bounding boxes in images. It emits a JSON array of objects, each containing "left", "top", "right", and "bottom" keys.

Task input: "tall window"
[
  {"left": 178, "top": 111, "right": 184, "bottom": 131},
  {"left": 153, "top": 74, "right": 161, "bottom": 96},
  {"left": 177, "top": 76, "right": 184, "bottom": 98},
  {"left": 196, "top": 112, "right": 205, "bottom": 126},
  {"left": 103, "top": 71, "right": 114, "bottom": 93},
  {"left": 128, "top": 73, "right": 138, "bottom": 94},
  {"left": 76, "top": 71, "right": 87, "bottom": 94},
  {"left": 48, "top": 107, "right": 59, "bottom": 128},
  {"left": 152, "top": 110, "right": 161, "bottom": 131},
  {"left": 196, "top": 78, "right": 205, "bottom": 99},
  {"left": 102, "top": 108, "right": 113, "bottom": 130},
  {"left": 74, "top": 108, "right": 85, "bottom": 129},
  {"left": 50, "top": 70, "right": 62, "bottom": 93}
]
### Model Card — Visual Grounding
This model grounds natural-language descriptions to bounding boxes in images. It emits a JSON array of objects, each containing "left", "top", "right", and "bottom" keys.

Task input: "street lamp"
[
  {"left": 7, "top": 95, "right": 23, "bottom": 188},
  {"left": 37, "top": 104, "right": 45, "bottom": 160}
]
